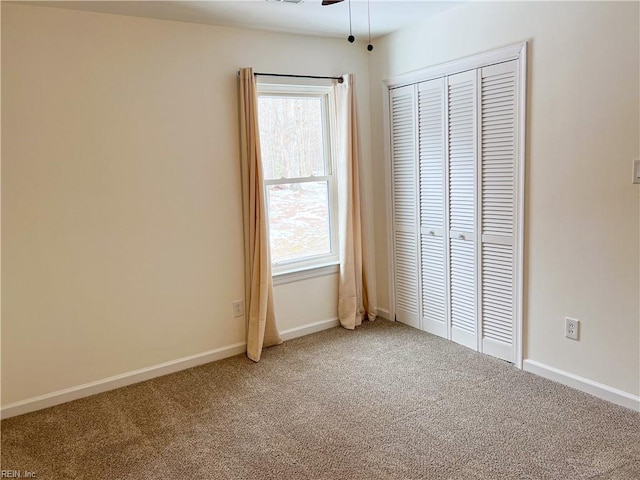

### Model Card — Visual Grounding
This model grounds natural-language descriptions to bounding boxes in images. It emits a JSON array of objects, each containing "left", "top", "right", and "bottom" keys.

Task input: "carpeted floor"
[{"left": 2, "top": 319, "right": 639, "bottom": 479}]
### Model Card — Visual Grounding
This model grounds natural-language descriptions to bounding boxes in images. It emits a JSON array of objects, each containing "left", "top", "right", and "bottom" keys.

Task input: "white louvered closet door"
[
  {"left": 391, "top": 85, "right": 420, "bottom": 328},
  {"left": 417, "top": 78, "right": 447, "bottom": 338},
  {"left": 447, "top": 70, "right": 478, "bottom": 350},
  {"left": 479, "top": 60, "right": 519, "bottom": 362}
]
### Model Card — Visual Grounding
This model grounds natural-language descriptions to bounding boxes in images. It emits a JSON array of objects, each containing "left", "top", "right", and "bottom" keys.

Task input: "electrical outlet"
[
  {"left": 565, "top": 317, "right": 579, "bottom": 340},
  {"left": 633, "top": 159, "right": 640, "bottom": 184},
  {"left": 232, "top": 300, "right": 244, "bottom": 318}
]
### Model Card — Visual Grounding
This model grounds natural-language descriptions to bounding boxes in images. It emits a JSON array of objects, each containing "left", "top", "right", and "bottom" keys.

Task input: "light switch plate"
[{"left": 633, "top": 159, "right": 640, "bottom": 185}]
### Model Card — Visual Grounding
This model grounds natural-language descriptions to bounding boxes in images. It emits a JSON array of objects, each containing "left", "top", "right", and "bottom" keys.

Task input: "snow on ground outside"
[{"left": 268, "top": 182, "right": 330, "bottom": 264}]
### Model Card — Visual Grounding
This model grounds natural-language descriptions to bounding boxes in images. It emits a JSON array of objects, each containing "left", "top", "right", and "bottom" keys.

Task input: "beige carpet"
[{"left": 2, "top": 319, "right": 639, "bottom": 479}]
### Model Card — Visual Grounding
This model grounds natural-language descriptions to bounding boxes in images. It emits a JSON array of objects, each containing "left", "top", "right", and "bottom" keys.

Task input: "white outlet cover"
[
  {"left": 565, "top": 317, "right": 579, "bottom": 340},
  {"left": 232, "top": 301, "right": 244, "bottom": 317},
  {"left": 633, "top": 159, "right": 640, "bottom": 184}
]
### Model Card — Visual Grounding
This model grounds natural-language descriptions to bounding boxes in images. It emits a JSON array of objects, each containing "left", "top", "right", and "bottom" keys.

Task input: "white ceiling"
[{"left": 24, "top": 0, "right": 463, "bottom": 39}]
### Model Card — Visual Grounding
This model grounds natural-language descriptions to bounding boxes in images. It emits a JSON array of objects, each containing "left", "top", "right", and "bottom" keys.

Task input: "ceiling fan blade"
[{"left": 321, "top": 0, "right": 344, "bottom": 5}]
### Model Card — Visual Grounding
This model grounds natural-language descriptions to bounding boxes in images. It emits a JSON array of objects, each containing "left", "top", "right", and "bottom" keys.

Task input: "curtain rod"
[{"left": 238, "top": 71, "right": 344, "bottom": 83}]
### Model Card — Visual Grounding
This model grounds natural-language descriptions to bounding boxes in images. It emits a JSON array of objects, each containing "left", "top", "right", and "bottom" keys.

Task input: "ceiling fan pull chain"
[
  {"left": 367, "top": 0, "right": 373, "bottom": 51},
  {"left": 347, "top": 0, "right": 355, "bottom": 43}
]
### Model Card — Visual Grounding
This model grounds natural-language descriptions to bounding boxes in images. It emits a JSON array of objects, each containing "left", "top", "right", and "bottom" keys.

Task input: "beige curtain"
[
  {"left": 335, "top": 74, "right": 377, "bottom": 330},
  {"left": 238, "top": 67, "right": 282, "bottom": 361}
]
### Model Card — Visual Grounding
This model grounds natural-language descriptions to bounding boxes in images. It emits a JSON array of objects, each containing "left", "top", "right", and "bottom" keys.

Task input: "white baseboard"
[
  {"left": 1, "top": 317, "right": 342, "bottom": 420},
  {"left": 523, "top": 359, "right": 640, "bottom": 412},
  {"left": 376, "top": 308, "right": 390, "bottom": 321},
  {"left": 279, "top": 317, "right": 340, "bottom": 341},
  {"left": 1, "top": 342, "right": 247, "bottom": 420}
]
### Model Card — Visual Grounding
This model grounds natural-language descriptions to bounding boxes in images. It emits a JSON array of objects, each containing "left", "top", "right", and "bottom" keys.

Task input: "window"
[{"left": 257, "top": 82, "right": 338, "bottom": 275}]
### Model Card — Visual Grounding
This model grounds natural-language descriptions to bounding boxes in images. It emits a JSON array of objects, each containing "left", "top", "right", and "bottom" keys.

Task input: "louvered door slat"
[
  {"left": 448, "top": 71, "right": 476, "bottom": 232},
  {"left": 395, "top": 230, "right": 419, "bottom": 315},
  {"left": 447, "top": 70, "right": 477, "bottom": 350},
  {"left": 418, "top": 78, "right": 447, "bottom": 338},
  {"left": 480, "top": 60, "right": 518, "bottom": 362},
  {"left": 391, "top": 85, "right": 419, "bottom": 328},
  {"left": 482, "top": 244, "right": 514, "bottom": 345},
  {"left": 450, "top": 238, "right": 475, "bottom": 335},
  {"left": 419, "top": 80, "right": 445, "bottom": 231},
  {"left": 421, "top": 234, "right": 446, "bottom": 334},
  {"left": 392, "top": 90, "right": 417, "bottom": 228}
]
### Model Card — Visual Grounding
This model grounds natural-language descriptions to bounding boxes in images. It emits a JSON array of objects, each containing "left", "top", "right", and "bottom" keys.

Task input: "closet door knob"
[
  {"left": 458, "top": 234, "right": 466, "bottom": 240},
  {"left": 429, "top": 230, "right": 435, "bottom": 236}
]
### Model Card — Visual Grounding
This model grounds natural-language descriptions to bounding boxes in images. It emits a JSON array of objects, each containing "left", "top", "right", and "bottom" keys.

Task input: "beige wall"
[
  {"left": 3, "top": 0, "right": 638, "bottom": 407},
  {"left": 369, "top": 1, "right": 640, "bottom": 396},
  {"left": 1, "top": 4, "right": 371, "bottom": 405}
]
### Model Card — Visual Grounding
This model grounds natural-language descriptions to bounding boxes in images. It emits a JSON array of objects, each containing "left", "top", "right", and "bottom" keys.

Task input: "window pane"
[
  {"left": 258, "top": 96, "right": 326, "bottom": 180},
  {"left": 267, "top": 181, "right": 331, "bottom": 264}
]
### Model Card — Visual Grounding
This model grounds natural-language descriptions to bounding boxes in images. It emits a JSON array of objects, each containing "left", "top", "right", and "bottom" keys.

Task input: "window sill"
[{"left": 273, "top": 262, "right": 340, "bottom": 286}]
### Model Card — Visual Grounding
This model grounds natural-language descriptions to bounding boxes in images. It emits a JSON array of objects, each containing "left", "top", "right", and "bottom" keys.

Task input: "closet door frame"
[{"left": 383, "top": 42, "right": 527, "bottom": 368}]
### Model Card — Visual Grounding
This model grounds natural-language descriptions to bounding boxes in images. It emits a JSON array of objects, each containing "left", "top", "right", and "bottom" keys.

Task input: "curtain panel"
[
  {"left": 335, "top": 74, "right": 377, "bottom": 329},
  {"left": 238, "top": 67, "right": 282, "bottom": 362}
]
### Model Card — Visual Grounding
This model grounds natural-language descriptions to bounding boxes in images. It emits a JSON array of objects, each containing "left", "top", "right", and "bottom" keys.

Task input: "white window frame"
[{"left": 257, "top": 80, "right": 340, "bottom": 277}]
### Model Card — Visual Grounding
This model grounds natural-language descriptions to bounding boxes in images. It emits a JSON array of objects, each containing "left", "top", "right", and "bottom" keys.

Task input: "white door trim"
[{"left": 384, "top": 42, "right": 525, "bottom": 90}]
